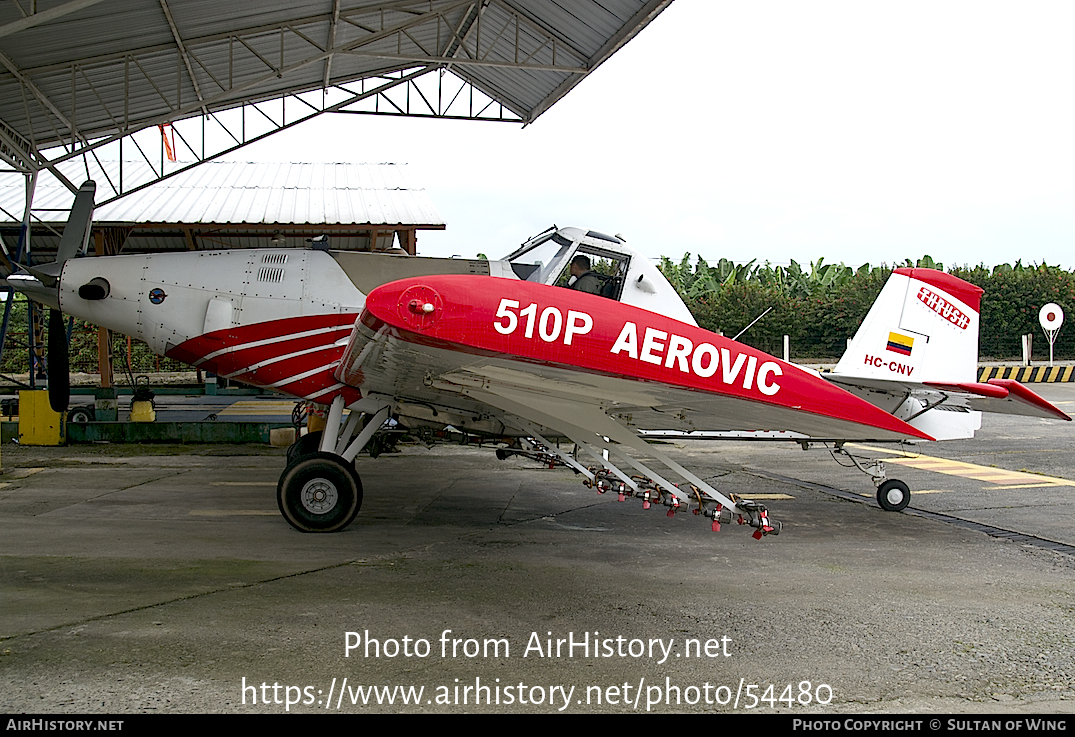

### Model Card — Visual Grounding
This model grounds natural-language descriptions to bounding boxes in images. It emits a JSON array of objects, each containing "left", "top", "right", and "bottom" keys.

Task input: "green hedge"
[{"left": 664, "top": 258, "right": 1074, "bottom": 361}]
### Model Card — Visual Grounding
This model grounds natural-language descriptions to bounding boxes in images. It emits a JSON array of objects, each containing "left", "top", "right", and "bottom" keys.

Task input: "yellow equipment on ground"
[{"left": 18, "top": 390, "right": 64, "bottom": 445}]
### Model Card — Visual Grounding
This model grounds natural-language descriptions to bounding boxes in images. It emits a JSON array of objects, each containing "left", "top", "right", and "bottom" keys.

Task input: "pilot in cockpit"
[{"left": 567, "top": 254, "right": 606, "bottom": 295}]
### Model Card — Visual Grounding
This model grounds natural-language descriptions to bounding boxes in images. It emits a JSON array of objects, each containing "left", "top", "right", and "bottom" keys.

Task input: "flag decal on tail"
[{"left": 886, "top": 332, "right": 914, "bottom": 356}]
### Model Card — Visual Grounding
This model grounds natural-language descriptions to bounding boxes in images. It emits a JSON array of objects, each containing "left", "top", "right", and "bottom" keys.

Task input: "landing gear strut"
[
  {"left": 831, "top": 445, "right": 912, "bottom": 512},
  {"left": 276, "top": 396, "right": 391, "bottom": 533}
]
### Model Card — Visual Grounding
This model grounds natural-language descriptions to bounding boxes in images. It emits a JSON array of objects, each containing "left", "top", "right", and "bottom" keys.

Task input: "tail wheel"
[
  {"left": 277, "top": 452, "right": 362, "bottom": 532},
  {"left": 877, "top": 479, "right": 910, "bottom": 512}
]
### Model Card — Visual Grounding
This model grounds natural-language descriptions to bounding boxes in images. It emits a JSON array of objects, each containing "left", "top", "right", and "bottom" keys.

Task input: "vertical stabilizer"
[{"left": 833, "top": 268, "right": 983, "bottom": 383}]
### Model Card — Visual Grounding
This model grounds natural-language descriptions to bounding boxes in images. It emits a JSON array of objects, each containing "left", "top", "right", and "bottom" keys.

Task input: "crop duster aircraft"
[{"left": 5, "top": 182, "right": 1069, "bottom": 537}]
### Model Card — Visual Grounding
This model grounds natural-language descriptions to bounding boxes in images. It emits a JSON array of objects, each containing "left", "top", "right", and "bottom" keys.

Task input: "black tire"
[
  {"left": 67, "top": 405, "right": 95, "bottom": 423},
  {"left": 495, "top": 448, "right": 510, "bottom": 461},
  {"left": 286, "top": 430, "right": 323, "bottom": 465},
  {"left": 877, "top": 479, "right": 910, "bottom": 512},
  {"left": 277, "top": 452, "right": 362, "bottom": 532}
]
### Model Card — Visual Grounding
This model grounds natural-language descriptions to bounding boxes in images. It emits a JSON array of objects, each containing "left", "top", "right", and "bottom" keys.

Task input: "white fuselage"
[{"left": 58, "top": 249, "right": 366, "bottom": 355}]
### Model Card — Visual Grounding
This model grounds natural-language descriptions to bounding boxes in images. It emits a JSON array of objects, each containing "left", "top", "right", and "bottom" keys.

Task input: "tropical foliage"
[{"left": 659, "top": 256, "right": 1075, "bottom": 361}]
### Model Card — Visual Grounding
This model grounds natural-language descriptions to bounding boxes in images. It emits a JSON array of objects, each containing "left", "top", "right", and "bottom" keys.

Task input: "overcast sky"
[{"left": 231, "top": 1, "right": 1075, "bottom": 270}]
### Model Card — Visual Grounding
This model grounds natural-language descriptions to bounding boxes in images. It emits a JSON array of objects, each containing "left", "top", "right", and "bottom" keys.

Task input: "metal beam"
[
  {"left": 159, "top": 0, "right": 207, "bottom": 115},
  {"left": 340, "top": 50, "right": 584, "bottom": 74},
  {"left": 322, "top": 0, "right": 341, "bottom": 89},
  {"left": 0, "top": 0, "right": 110, "bottom": 41},
  {"left": 46, "top": 2, "right": 475, "bottom": 165},
  {"left": 526, "top": 0, "right": 673, "bottom": 124},
  {"left": 92, "top": 66, "right": 437, "bottom": 206},
  {"left": 0, "top": 49, "right": 80, "bottom": 144}
]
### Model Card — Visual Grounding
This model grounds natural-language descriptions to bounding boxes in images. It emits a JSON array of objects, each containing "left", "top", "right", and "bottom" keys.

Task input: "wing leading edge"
[{"left": 338, "top": 274, "right": 933, "bottom": 442}]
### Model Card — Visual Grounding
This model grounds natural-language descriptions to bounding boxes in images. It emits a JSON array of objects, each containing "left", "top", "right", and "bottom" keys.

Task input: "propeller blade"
[
  {"left": 55, "top": 181, "right": 96, "bottom": 265},
  {"left": 47, "top": 309, "right": 70, "bottom": 414}
]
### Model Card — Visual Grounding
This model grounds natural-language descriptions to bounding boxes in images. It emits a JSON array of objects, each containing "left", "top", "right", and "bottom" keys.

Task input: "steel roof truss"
[
  {"left": 0, "top": 1, "right": 669, "bottom": 202},
  {"left": 323, "top": 0, "right": 341, "bottom": 89},
  {"left": 89, "top": 66, "right": 434, "bottom": 206},
  {"left": 158, "top": 0, "right": 206, "bottom": 116}
]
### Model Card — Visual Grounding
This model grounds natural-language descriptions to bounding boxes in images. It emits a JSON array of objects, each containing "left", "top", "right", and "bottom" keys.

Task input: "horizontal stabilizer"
[{"left": 827, "top": 374, "right": 1070, "bottom": 421}]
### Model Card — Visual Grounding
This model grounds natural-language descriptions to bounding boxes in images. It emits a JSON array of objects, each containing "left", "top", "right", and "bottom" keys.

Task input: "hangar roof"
[
  {"left": 0, "top": 161, "right": 444, "bottom": 256},
  {"left": 0, "top": 0, "right": 673, "bottom": 199},
  {"left": 0, "top": 161, "right": 444, "bottom": 227}
]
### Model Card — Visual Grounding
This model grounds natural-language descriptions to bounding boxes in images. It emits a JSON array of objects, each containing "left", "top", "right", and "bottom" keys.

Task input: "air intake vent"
[
  {"left": 262, "top": 253, "right": 289, "bottom": 265},
  {"left": 257, "top": 267, "right": 285, "bottom": 283}
]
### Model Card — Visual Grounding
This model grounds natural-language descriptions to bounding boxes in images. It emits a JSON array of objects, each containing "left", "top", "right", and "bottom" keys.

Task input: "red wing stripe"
[
  {"left": 268, "top": 360, "right": 344, "bottom": 388},
  {"left": 167, "top": 315, "right": 362, "bottom": 406},
  {"left": 306, "top": 382, "right": 347, "bottom": 400},
  {"left": 220, "top": 342, "right": 343, "bottom": 379},
  {"left": 196, "top": 323, "right": 354, "bottom": 365},
  {"left": 220, "top": 351, "right": 340, "bottom": 386}
]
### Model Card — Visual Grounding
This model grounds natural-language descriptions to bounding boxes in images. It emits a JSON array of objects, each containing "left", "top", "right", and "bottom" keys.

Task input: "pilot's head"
[{"left": 570, "top": 254, "right": 591, "bottom": 277}]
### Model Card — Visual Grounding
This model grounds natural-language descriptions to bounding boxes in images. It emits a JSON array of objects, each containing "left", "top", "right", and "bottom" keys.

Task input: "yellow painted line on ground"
[
  {"left": 737, "top": 493, "right": 795, "bottom": 500},
  {"left": 210, "top": 482, "right": 276, "bottom": 487},
  {"left": 848, "top": 444, "right": 1075, "bottom": 487},
  {"left": 6, "top": 468, "right": 45, "bottom": 479},
  {"left": 216, "top": 400, "right": 295, "bottom": 416},
  {"left": 189, "top": 510, "right": 278, "bottom": 516}
]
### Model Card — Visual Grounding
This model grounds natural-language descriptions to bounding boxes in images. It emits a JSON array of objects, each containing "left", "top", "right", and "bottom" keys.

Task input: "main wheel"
[
  {"left": 877, "top": 479, "right": 910, "bottom": 512},
  {"left": 286, "top": 430, "right": 323, "bottom": 465},
  {"left": 277, "top": 452, "right": 362, "bottom": 532}
]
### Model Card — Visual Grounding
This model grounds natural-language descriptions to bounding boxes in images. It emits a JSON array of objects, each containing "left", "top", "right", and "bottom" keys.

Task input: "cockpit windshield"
[{"left": 504, "top": 233, "right": 574, "bottom": 284}]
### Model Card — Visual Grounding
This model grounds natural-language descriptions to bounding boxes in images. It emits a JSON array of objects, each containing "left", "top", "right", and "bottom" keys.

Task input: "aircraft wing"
[
  {"left": 824, "top": 374, "right": 1071, "bottom": 421},
  {"left": 335, "top": 275, "right": 934, "bottom": 445}
]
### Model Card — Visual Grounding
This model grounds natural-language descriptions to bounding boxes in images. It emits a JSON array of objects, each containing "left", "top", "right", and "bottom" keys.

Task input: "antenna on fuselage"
[{"left": 731, "top": 306, "right": 773, "bottom": 342}]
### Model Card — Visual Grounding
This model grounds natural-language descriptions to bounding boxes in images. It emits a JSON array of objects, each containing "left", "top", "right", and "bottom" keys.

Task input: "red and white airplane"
[{"left": 7, "top": 182, "right": 1069, "bottom": 536}]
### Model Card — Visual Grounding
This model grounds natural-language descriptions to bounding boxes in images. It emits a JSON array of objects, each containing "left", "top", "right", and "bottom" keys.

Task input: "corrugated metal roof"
[
  {"left": 0, "top": 160, "right": 444, "bottom": 227},
  {"left": 0, "top": 1, "right": 672, "bottom": 148}
]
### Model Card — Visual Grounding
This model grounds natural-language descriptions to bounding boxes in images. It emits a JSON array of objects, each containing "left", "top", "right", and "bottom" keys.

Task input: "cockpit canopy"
[{"left": 502, "top": 226, "right": 697, "bottom": 326}]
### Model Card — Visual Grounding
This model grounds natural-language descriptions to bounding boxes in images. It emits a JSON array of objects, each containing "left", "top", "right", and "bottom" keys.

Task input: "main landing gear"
[
  {"left": 278, "top": 452, "right": 362, "bottom": 533},
  {"left": 831, "top": 445, "right": 911, "bottom": 512},
  {"left": 277, "top": 396, "right": 390, "bottom": 532}
]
